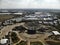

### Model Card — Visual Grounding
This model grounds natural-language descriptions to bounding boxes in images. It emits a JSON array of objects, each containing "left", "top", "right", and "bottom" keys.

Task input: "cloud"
[{"left": 0, "top": 0, "right": 60, "bottom": 9}]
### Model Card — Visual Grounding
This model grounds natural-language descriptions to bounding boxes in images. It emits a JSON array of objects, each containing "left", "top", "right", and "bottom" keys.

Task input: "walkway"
[{"left": 0, "top": 23, "right": 25, "bottom": 39}]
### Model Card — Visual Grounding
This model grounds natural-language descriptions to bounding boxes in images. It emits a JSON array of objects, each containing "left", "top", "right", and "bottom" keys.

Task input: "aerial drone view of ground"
[
  {"left": 0, "top": 11, "right": 60, "bottom": 45},
  {"left": 0, "top": 15, "right": 14, "bottom": 22}
]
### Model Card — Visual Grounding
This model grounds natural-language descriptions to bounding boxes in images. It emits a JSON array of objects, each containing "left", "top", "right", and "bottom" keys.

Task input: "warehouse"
[
  {"left": 52, "top": 31, "right": 60, "bottom": 35},
  {"left": 0, "top": 39, "right": 8, "bottom": 45},
  {"left": 23, "top": 13, "right": 58, "bottom": 25}
]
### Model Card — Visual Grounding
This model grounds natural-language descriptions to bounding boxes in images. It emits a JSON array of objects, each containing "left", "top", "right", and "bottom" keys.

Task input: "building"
[
  {"left": 52, "top": 31, "right": 60, "bottom": 35},
  {"left": 11, "top": 18, "right": 22, "bottom": 23},
  {"left": 23, "top": 14, "right": 39, "bottom": 21},
  {"left": 35, "top": 12, "right": 42, "bottom": 14},
  {"left": 0, "top": 39, "right": 8, "bottom": 45},
  {"left": 3, "top": 20, "right": 13, "bottom": 26},
  {"left": 23, "top": 12, "right": 58, "bottom": 25},
  {"left": 14, "top": 13, "right": 23, "bottom": 15},
  {"left": 27, "top": 26, "right": 36, "bottom": 34}
]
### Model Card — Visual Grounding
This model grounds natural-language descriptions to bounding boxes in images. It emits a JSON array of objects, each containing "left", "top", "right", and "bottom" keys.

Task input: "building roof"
[
  {"left": 52, "top": 31, "right": 60, "bottom": 35},
  {"left": 14, "top": 13, "right": 23, "bottom": 15},
  {"left": 43, "top": 18, "right": 53, "bottom": 20},
  {"left": 0, "top": 39, "right": 8, "bottom": 44}
]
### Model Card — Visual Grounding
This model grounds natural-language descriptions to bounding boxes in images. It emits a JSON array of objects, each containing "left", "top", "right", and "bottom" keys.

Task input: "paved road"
[{"left": 0, "top": 23, "right": 25, "bottom": 39}]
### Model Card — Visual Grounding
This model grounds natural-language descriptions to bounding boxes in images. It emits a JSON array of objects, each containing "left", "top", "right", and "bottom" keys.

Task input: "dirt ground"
[
  {"left": 0, "top": 15, "right": 14, "bottom": 22},
  {"left": 0, "top": 22, "right": 59, "bottom": 45}
]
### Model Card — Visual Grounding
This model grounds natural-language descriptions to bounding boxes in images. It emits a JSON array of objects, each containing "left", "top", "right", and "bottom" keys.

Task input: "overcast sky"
[{"left": 0, "top": 0, "right": 60, "bottom": 9}]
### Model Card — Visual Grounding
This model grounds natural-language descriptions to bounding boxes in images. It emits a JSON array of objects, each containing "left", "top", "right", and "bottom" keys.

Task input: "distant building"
[
  {"left": 10, "top": 18, "right": 22, "bottom": 23},
  {"left": 14, "top": 13, "right": 23, "bottom": 15},
  {"left": 3, "top": 20, "right": 13, "bottom": 25},
  {"left": 35, "top": 12, "right": 42, "bottom": 14},
  {"left": 23, "top": 12, "right": 58, "bottom": 25}
]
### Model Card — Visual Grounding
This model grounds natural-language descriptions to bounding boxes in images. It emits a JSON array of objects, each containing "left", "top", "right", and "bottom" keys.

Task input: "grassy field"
[{"left": 0, "top": 15, "right": 14, "bottom": 22}]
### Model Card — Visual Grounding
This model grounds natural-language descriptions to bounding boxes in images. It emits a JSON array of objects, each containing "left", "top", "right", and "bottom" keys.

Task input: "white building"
[
  {"left": 3, "top": 20, "right": 13, "bottom": 25},
  {"left": 0, "top": 39, "right": 8, "bottom": 45},
  {"left": 11, "top": 18, "right": 22, "bottom": 23},
  {"left": 14, "top": 13, "right": 23, "bottom": 15},
  {"left": 52, "top": 31, "right": 60, "bottom": 35},
  {"left": 35, "top": 12, "right": 42, "bottom": 14}
]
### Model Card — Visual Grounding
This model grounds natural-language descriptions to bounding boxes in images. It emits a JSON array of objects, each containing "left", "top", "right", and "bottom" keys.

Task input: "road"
[
  {"left": 0, "top": 23, "right": 55, "bottom": 45},
  {"left": 0, "top": 23, "right": 25, "bottom": 39}
]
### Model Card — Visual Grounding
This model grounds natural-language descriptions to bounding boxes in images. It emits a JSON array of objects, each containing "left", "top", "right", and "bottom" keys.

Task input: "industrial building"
[
  {"left": 23, "top": 13, "right": 58, "bottom": 25},
  {"left": 0, "top": 39, "right": 8, "bottom": 45},
  {"left": 52, "top": 31, "right": 60, "bottom": 35}
]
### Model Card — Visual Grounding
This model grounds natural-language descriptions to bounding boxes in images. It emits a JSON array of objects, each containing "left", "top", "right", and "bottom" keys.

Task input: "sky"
[{"left": 0, "top": 0, "right": 60, "bottom": 9}]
